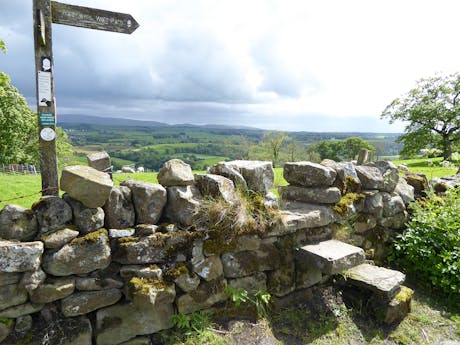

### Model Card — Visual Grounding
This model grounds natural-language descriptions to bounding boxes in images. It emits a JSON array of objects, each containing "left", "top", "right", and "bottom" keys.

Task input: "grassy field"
[{"left": 1, "top": 158, "right": 457, "bottom": 210}]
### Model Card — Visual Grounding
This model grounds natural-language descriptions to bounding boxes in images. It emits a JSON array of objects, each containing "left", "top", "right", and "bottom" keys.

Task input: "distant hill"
[{"left": 59, "top": 114, "right": 259, "bottom": 130}]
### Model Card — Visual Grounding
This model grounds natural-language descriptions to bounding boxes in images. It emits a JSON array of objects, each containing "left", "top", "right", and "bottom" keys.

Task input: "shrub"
[{"left": 389, "top": 188, "right": 460, "bottom": 295}]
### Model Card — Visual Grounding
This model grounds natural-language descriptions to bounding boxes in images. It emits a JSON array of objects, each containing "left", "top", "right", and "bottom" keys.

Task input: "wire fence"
[
  {"left": 0, "top": 164, "right": 39, "bottom": 174},
  {"left": 0, "top": 186, "right": 58, "bottom": 204}
]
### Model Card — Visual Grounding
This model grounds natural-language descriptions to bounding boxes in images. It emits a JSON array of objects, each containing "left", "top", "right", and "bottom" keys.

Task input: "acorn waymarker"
[{"left": 33, "top": 0, "right": 139, "bottom": 196}]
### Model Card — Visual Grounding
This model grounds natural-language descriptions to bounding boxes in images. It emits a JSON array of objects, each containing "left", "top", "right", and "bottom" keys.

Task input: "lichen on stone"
[{"left": 69, "top": 228, "right": 108, "bottom": 245}]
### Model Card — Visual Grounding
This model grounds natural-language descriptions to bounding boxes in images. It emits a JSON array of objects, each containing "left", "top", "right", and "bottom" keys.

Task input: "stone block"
[
  {"left": 0, "top": 302, "right": 44, "bottom": 318},
  {"left": 164, "top": 185, "right": 202, "bottom": 227},
  {"left": 120, "top": 180, "right": 167, "bottom": 224},
  {"left": 61, "top": 289, "right": 122, "bottom": 317},
  {"left": 42, "top": 229, "right": 111, "bottom": 276},
  {"left": 297, "top": 239, "right": 365, "bottom": 274},
  {"left": 176, "top": 278, "right": 227, "bottom": 314},
  {"left": 96, "top": 301, "right": 173, "bottom": 345},
  {"left": 355, "top": 166, "right": 384, "bottom": 190},
  {"left": 32, "top": 196, "right": 73, "bottom": 235},
  {"left": 228, "top": 272, "right": 267, "bottom": 292},
  {"left": 63, "top": 194, "right": 105, "bottom": 234},
  {"left": 157, "top": 159, "right": 194, "bottom": 186},
  {"left": 194, "top": 174, "right": 239, "bottom": 204},
  {"left": 87, "top": 151, "right": 111, "bottom": 172},
  {"left": 225, "top": 160, "right": 274, "bottom": 193},
  {"left": 0, "top": 240, "right": 43, "bottom": 273},
  {"left": 40, "top": 227, "right": 79, "bottom": 249},
  {"left": 344, "top": 263, "right": 405, "bottom": 300},
  {"left": 0, "top": 204, "right": 38, "bottom": 241},
  {"left": 104, "top": 186, "right": 135, "bottom": 229},
  {"left": 280, "top": 185, "right": 341, "bottom": 204},
  {"left": 0, "top": 284, "right": 27, "bottom": 311},
  {"left": 284, "top": 161, "right": 336, "bottom": 187},
  {"left": 60, "top": 165, "right": 113, "bottom": 208},
  {"left": 209, "top": 162, "right": 248, "bottom": 190},
  {"left": 29, "top": 277, "right": 75, "bottom": 304}
]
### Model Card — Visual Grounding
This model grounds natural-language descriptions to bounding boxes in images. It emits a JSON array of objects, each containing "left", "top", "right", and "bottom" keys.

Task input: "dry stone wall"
[{"left": 0, "top": 159, "right": 416, "bottom": 345}]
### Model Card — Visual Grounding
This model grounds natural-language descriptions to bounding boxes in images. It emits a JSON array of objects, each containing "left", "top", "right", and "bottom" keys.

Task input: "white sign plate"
[
  {"left": 40, "top": 127, "right": 56, "bottom": 141},
  {"left": 38, "top": 71, "right": 52, "bottom": 106}
]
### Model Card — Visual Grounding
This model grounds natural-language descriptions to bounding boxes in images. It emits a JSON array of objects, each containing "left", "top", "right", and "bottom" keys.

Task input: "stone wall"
[{"left": 0, "top": 158, "right": 415, "bottom": 345}]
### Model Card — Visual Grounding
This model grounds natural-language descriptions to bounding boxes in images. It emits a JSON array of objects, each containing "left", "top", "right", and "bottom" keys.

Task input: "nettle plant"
[{"left": 389, "top": 188, "right": 460, "bottom": 295}]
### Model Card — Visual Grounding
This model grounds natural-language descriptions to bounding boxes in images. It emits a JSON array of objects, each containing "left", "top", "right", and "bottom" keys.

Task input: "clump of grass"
[{"left": 198, "top": 190, "right": 282, "bottom": 255}]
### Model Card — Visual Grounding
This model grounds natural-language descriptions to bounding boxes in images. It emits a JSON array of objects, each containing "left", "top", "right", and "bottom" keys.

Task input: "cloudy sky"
[{"left": 1, "top": 0, "right": 459, "bottom": 132}]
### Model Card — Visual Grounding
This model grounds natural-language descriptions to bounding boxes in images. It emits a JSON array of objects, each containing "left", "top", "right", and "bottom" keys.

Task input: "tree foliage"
[
  {"left": 389, "top": 188, "right": 460, "bottom": 296},
  {"left": 309, "top": 137, "right": 375, "bottom": 162},
  {"left": 382, "top": 73, "right": 460, "bottom": 160},
  {"left": 0, "top": 68, "right": 36, "bottom": 163},
  {"left": 259, "top": 131, "right": 288, "bottom": 167},
  {"left": 0, "top": 39, "right": 72, "bottom": 167}
]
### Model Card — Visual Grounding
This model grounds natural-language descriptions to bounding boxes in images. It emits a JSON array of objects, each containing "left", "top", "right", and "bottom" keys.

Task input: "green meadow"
[{"left": 1, "top": 158, "right": 457, "bottom": 210}]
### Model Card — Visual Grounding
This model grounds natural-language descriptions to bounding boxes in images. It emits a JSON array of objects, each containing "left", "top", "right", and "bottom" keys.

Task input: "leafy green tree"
[
  {"left": 309, "top": 140, "right": 343, "bottom": 161},
  {"left": 0, "top": 39, "right": 72, "bottom": 167},
  {"left": 0, "top": 41, "right": 36, "bottom": 164},
  {"left": 343, "top": 137, "right": 375, "bottom": 160},
  {"left": 382, "top": 73, "right": 460, "bottom": 160},
  {"left": 258, "top": 131, "right": 288, "bottom": 167}
]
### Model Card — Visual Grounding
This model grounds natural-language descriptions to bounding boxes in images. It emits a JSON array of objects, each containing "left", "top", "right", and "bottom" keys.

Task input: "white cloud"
[{"left": 1, "top": 0, "right": 459, "bottom": 131}]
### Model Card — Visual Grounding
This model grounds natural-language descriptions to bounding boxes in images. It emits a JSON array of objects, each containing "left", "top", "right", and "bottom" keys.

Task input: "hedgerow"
[{"left": 389, "top": 188, "right": 460, "bottom": 295}]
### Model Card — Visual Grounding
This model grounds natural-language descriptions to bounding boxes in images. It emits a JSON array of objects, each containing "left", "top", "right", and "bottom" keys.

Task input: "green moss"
[
  {"left": 343, "top": 175, "right": 361, "bottom": 194},
  {"left": 117, "top": 235, "right": 139, "bottom": 247},
  {"left": 0, "top": 317, "right": 13, "bottom": 328},
  {"left": 164, "top": 263, "right": 189, "bottom": 281},
  {"left": 129, "top": 277, "right": 170, "bottom": 295},
  {"left": 203, "top": 236, "right": 237, "bottom": 256},
  {"left": 70, "top": 228, "right": 108, "bottom": 245},
  {"left": 333, "top": 193, "right": 365, "bottom": 216},
  {"left": 395, "top": 286, "right": 414, "bottom": 303}
]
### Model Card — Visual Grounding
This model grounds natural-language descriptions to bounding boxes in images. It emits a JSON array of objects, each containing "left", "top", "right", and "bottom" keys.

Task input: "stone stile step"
[
  {"left": 343, "top": 263, "right": 406, "bottom": 300},
  {"left": 296, "top": 239, "right": 366, "bottom": 275}
]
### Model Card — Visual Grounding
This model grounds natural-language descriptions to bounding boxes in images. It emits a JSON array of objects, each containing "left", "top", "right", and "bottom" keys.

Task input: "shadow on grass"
[{"left": 267, "top": 286, "right": 342, "bottom": 345}]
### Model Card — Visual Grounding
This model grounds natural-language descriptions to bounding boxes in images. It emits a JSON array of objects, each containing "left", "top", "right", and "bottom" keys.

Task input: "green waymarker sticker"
[{"left": 39, "top": 112, "right": 55, "bottom": 126}]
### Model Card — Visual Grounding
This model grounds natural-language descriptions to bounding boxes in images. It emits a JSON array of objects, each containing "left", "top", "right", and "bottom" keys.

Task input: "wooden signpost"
[{"left": 33, "top": 0, "right": 138, "bottom": 196}]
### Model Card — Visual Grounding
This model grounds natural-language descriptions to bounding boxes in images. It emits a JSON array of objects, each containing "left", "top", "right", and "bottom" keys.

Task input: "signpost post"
[{"left": 33, "top": 0, "right": 138, "bottom": 196}]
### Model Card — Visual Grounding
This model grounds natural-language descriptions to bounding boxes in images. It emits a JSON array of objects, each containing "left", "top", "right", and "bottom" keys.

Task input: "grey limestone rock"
[
  {"left": 0, "top": 204, "right": 38, "bottom": 241},
  {"left": 194, "top": 174, "right": 239, "bottom": 204},
  {"left": 103, "top": 186, "right": 135, "bottom": 229},
  {"left": 355, "top": 166, "right": 384, "bottom": 190},
  {"left": 120, "top": 180, "right": 166, "bottom": 224},
  {"left": 176, "top": 278, "right": 227, "bottom": 314},
  {"left": 0, "top": 240, "right": 43, "bottom": 273},
  {"left": 0, "top": 302, "right": 44, "bottom": 318},
  {"left": 40, "top": 227, "right": 79, "bottom": 249},
  {"left": 164, "top": 185, "right": 202, "bottom": 227},
  {"left": 60, "top": 165, "right": 113, "bottom": 208},
  {"left": 63, "top": 194, "right": 104, "bottom": 233},
  {"left": 209, "top": 162, "right": 248, "bottom": 190},
  {"left": 0, "top": 283, "right": 27, "bottom": 311},
  {"left": 29, "top": 277, "right": 75, "bottom": 304},
  {"left": 224, "top": 160, "right": 274, "bottom": 193},
  {"left": 280, "top": 185, "right": 341, "bottom": 204},
  {"left": 284, "top": 162, "right": 336, "bottom": 187},
  {"left": 32, "top": 196, "right": 72, "bottom": 235},
  {"left": 42, "top": 229, "right": 111, "bottom": 276},
  {"left": 193, "top": 255, "right": 223, "bottom": 281},
  {"left": 61, "top": 289, "right": 122, "bottom": 317},
  {"left": 96, "top": 299, "right": 173, "bottom": 345},
  {"left": 157, "top": 159, "right": 194, "bottom": 186}
]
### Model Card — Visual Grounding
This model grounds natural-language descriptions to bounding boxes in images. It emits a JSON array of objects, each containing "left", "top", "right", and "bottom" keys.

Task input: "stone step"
[
  {"left": 296, "top": 239, "right": 365, "bottom": 275},
  {"left": 343, "top": 263, "right": 405, "bottom": 299}
]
